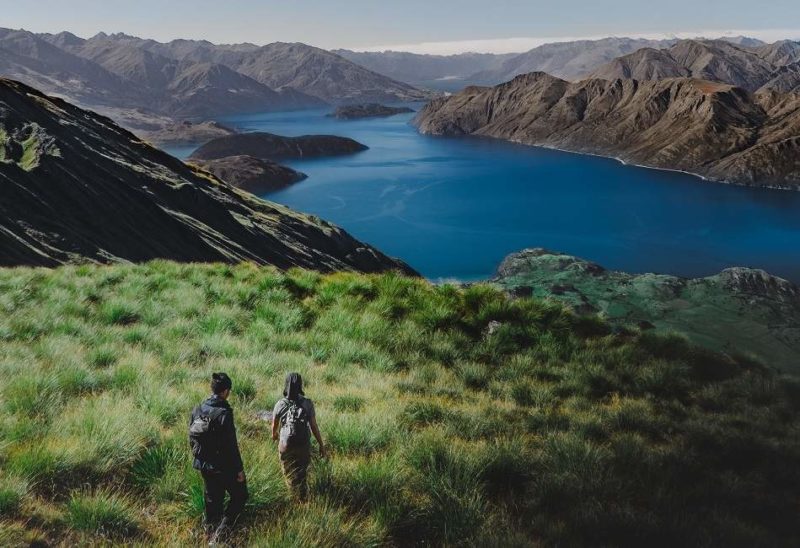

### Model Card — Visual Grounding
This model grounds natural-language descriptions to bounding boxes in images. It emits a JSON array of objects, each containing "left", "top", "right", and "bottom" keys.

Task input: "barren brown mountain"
[{"left": 415, "top": 72, "right": 800, "bottom": 188}]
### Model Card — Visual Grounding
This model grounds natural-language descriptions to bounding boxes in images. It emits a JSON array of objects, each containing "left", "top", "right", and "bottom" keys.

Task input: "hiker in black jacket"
[{"left": 189, "top": 372, "right": 248, "bottom": 544}]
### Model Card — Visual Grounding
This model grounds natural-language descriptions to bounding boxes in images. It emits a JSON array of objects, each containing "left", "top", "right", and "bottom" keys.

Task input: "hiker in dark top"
[
  {"left": 189, "top": 372, "right": 248, "bottom": 544},
  {"left": 271, "top": 372, "right": 326, "bottom": 501}
]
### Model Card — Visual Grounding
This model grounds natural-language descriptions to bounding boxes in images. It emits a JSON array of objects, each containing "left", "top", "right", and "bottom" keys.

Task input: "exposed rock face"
[
  {"left": 141, "top": 121, "right": 237, "bottom": 145},
  {"left": 492, "top": 248, "right": 800, "bottom": 372},
  {"left": 590, "top": 39, "right": 800, "bottom": 93},
  {"left": 328, "top": 103, "right": 414, "bottom": 120},
  {"left": 755, "top": 40, "right": 800, "bottom": 66},
  {"left": 190, "top": 132, "right": 368, "bottom": 161},
  {"left": 760, "top": 62, "right": 800, "bottom": 93},
  {"left": 414, "top": 73, "right": 800, "bottom": 189},
  {"left": 189, "top": 155, "right": 307, "bottom": 194},
  {"left": 0, "top": 78, "right": 415, "bottom": 274}
]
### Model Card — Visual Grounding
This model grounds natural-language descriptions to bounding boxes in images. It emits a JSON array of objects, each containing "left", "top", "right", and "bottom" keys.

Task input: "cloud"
[{"left": 351, "top": 28, "right": 800, "bottom": 55}]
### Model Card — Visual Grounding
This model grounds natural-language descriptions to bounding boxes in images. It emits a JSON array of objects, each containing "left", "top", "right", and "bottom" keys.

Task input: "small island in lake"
[
  {"left": 328, "top": 103, "right": 414, "bottom": 120},
  {"left": 189, "top": 132, "right": 368, "bottom": 161},
  {"left": 189, "top": 155, "right": 308, "bottom": 194}
]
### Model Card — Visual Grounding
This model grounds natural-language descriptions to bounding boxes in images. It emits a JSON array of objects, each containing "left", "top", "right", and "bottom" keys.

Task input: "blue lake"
[{"left": 166, "top": 108, "right": 800, "bottom": 282}]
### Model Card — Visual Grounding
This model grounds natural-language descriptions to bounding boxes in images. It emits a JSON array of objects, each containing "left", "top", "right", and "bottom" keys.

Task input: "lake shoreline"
[{"left": 164, "top": 108, "right": 800, "bottom": 283}]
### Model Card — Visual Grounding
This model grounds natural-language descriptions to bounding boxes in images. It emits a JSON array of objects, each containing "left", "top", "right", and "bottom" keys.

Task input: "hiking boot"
[
  {"left": 208, "top": 518, "right": 232, "bottom": 546},
  {"left": 202, "top": 521, "right": 219, "bottom": 543}
]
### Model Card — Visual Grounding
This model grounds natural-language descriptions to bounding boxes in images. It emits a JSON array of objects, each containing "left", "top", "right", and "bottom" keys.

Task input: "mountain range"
[
  {"left": 589, "top": 39, "right": 800, "bottom": 92},
  {"left": 0, "top": 77, "right": 412, "bottom": 273},
  {"left": 338, "top": 36, "right": 774, "bottom": 88},
  {"left": 0, "top": 28, "right": 431, "bottom": 127},
  {"left": 468, "top": 37, "right": 678, "bottom": 84},
  {"left": 334, "top": 49, "right": 515, "bottom": 88},
  {"left": 414, "top": 71, "right": 800, "bottom": 188}
]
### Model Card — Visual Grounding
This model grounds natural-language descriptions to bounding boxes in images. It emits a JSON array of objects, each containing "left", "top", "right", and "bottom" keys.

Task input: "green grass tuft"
[{"left": 66, "top": 489, "right": 139, "bottom": 538}]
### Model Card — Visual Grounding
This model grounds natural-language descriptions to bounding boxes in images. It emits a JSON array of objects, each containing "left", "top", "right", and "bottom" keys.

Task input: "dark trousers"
[
  {"left": 280, "top": 445, "right": 311, "bottom": 501},
  {"left": 200, "top": 470, "right": 248, "bottom": 527}
]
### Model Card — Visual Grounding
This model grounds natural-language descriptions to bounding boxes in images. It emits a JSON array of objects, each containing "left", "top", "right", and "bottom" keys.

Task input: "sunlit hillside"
[{"left": 0, "top": 262, "right": 798, "bottom": 546}]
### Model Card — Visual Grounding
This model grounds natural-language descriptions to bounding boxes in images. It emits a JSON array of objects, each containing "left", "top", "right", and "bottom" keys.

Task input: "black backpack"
[
  {"left": 279, "top": 398, "right": 311, "bottom": 450},
  {"left": 189, "top": 405, "right": 226, "bottom": 465}
]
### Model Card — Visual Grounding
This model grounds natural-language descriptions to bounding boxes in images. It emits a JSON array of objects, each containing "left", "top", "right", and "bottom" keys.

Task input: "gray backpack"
[{"left": 279, "top": 398, "right": 311, "bottom": 450}]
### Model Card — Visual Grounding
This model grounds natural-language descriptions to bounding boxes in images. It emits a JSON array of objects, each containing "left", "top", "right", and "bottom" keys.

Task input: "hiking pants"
[
  {"left": 200, "top": 470, "right": 249, "bottom": 527},
  {"left": 280, "top": 445, "right": 311, "bottom": 501}
]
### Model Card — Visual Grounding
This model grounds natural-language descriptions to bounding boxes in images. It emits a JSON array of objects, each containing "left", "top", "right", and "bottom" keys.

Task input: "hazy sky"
[{"left": 3, "top": 0, "right": 800, "bottom": 54}]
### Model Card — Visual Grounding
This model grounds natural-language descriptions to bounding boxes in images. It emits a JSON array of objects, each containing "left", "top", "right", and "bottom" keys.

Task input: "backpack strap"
[{"left": 197, "top": 405, "right": 227, "bottom": 429}]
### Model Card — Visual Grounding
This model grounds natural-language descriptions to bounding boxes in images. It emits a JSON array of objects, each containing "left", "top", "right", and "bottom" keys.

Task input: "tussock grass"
[
  {"left": 0, "top": 262, "right": 798, "bottom": 546},
  {"left": 65, "top": 489, "right": 140, "bottom": 539},
  {"left": 0, "top": 476, "right": 27, "bottom": 517}
]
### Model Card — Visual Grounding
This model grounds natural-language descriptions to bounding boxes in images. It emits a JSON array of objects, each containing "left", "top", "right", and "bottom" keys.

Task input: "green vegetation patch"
[{"left": 0, "top": 262, "right": 797, "bottom": 546}]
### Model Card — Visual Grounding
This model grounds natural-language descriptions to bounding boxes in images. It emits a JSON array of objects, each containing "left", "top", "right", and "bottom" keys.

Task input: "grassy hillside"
[
  {"left": 491, "top": 249, "right": 800, "bottom": 373},
  {"left": 0, "top": 262, "right": 798, "bottom": 546}
]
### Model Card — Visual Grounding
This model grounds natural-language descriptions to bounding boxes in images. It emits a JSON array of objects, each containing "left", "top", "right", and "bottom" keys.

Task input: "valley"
[{"left": 160, "top": 107, "right": 800, "bottom": 284}]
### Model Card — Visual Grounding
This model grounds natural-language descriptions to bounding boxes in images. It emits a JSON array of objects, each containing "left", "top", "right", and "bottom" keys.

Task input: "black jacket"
[{"left": 190, "top": 395, "right": 244, "bottom": 474}]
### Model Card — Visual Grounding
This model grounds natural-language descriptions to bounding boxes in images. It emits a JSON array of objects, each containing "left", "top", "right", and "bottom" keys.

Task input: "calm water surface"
[{"left": 167, "top": 108, "right": 800, "bottom": 282}]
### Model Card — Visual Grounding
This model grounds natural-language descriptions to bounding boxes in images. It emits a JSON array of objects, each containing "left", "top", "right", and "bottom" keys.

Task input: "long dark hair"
[{"left": 283, "top": 372, "right": 304, "bottom": 401}]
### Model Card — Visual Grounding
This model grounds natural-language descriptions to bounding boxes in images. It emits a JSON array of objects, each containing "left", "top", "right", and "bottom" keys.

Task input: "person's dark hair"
[
  {"left": 283, "top": 372, "right": 304, "bottom": 400},
  {"left": 211, "top": 372, "right": 233, "bottom": 394}
]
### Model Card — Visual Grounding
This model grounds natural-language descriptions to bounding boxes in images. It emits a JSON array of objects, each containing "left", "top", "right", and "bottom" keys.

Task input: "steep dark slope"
[
  {"left": 415, "top": 73, "right": 800, "bottom": 188},
  {"left": 0, "top": 79, "right": 413, "bottom": 273}
]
